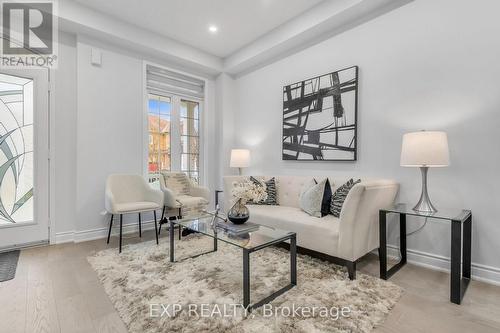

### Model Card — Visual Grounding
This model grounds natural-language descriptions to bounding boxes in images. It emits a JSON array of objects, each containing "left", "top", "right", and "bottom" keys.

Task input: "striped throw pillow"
[
  {"left": 249, "top": 176, "right": 278, "bottom": 205},
  {"left": 163, "top": 172, "right": 191, "bottom": 196},
  {"left": 330, "top": 178, "right": 361, "bottom": 217}
]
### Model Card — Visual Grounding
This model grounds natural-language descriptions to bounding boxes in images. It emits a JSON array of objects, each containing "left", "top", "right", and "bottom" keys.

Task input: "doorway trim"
[
  {"left": 48, "top": 68, "right": 56, "bottom": 245},
  {"left": 0, "top": 35, "right": 56, "bottom": 248}
]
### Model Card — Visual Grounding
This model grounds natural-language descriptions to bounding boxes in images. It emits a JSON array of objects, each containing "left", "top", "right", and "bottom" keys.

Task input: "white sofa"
[{"left": 223, "top": 175, "right": 399, "bottom": 279}]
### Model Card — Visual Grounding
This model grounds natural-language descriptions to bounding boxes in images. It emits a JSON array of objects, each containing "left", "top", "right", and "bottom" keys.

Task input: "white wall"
[
  {"left": 215, "top": 73, "right": 237, "bottom": 191},
  {"left": 75, "top": 39, "right": 144, "bottom": 232},
  {"left": 53, "top": 32, "right": 77, "bottom": 234},
  {"left": 230, "top": 0, "right": 500, "bottom": 282},
  {"left": 203, "top": 79, "right": 218, "bottom": 206},
  {"left": 53, "top": 34, "right": 218, "bottom": 240}
]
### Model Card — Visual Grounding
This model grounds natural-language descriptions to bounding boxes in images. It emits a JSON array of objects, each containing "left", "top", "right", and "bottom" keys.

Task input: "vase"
[{"left": 228, "top": 198, "right": 249, "bottom": 224}]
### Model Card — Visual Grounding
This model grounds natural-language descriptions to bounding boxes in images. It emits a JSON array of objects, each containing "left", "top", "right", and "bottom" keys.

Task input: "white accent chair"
[
  {"left": 157, "top": 172, "right": 210, "bottom": 233},
  {"left": 105, "top": 174, "right": 163, "bottom": 253}
]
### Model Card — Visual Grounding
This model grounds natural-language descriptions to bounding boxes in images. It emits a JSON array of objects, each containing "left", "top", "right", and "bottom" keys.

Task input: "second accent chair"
[{"left": 158, "top": 172, "right": 210, "bottom": 222}]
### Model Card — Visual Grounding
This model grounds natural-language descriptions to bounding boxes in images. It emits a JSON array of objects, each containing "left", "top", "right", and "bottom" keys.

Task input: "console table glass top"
[{"left": 382, "top": 203, "right": 471, "bottom": 222}]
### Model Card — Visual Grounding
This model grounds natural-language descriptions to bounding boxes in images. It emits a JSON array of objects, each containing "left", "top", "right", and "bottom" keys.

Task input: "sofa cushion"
[
  {"left": 248, "top": 205, "right": 340, "bottom": 257},
  {"left": 331, "top": 178, "right": 361, "bottom": 217},
  {"left": 248, "top": 176, "right": 278, "bottom": 205},
  {"left": 299, "top": 178, "right": 327, "bottom": 218},
  {"left": 316, "top": 178, "right": 333, "bottom": 217},
  {"left": 162, "top": 172, "right": 191, "bottom": 196},
  {"left": 275, "top": 176, "right": 316, "bottom": 208}
]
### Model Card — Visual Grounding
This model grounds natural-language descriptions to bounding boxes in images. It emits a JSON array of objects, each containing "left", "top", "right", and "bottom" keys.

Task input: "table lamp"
[
  {"left": 230, "top": 149, "right": 250, "bottom": 175},
  {"left": 400, "top": 131, "right": 450, "bottom": 213}
]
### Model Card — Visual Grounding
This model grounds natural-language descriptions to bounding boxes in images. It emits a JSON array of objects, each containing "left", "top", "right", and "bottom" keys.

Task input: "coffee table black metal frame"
[
  {"left": 168, "top": 218, "right": 297, "bottom": 311},
  {"left": 379, "top": 203, "right": 472, "bottom": 305}
]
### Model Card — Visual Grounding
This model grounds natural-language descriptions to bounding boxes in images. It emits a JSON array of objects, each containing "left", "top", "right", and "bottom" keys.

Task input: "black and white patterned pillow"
[
  {"left": 249, "top": 176, "right": 278, "bottom": 205},
  {"left": 330, "top": 178, "right": 361, "bottom": 217}
]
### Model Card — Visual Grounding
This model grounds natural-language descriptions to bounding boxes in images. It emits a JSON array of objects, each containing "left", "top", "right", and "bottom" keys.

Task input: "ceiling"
[{"left": 73, "top": 0, "right": 325, "bottom": 58}]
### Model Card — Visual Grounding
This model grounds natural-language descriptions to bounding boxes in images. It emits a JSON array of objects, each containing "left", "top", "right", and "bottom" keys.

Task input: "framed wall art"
[{"left": 282, "top": 65, "right": 358, "bottom": 161}]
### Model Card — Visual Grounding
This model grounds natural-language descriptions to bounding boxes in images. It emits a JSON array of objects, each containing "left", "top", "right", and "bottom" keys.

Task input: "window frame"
[
  {"left": 179, "top": 99, "right": 201, "bottom": 183},
  {"left": 147, "top": 93, "right": 173, "bottom": 174},
  {"left": 143, "top": 64, "right": 205, "bottom": 185}
]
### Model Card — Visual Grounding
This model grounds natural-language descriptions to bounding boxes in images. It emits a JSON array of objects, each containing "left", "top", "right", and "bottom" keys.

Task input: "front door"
[{"left": 0, "top": 69, "right": 49, "bottom": 250}]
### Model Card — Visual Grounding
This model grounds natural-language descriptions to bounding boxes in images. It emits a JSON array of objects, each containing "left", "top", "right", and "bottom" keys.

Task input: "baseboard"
[
  {"left": 55, "top": 220, "right": 158, "bottom": 244},
  {"left": 380, "top": 245, "right": 500, "bottom": 286},
  {"left": 54, "top": 231, "right": 75, "bottom": 244}
]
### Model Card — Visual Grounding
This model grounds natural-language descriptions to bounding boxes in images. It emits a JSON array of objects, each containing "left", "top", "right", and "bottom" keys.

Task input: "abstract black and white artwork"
[{"left": 282, "top": 66, "right": 358, "bottom": 161}]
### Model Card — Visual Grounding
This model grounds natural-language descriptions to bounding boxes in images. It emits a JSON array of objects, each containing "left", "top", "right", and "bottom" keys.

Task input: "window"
[
  {"left": 148, "top": 94, "right": 171, "bottom": 173},
  {"left": 147, "top": 96, "right": 202, "bottom": 183},
  {"left": 146, "top": 65, "right": 204, "bottom": 184},
  {"left": 180, "top": 100, "right": 200, "bottom": 183}
]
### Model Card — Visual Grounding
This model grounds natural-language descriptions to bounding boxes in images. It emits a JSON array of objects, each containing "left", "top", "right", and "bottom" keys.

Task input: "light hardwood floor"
[{"left": 1, "top": 230, "right": 500, "bottom": 333}]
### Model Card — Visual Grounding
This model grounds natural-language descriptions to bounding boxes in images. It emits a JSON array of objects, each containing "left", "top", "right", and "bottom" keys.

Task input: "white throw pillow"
[{"left": 299, "top": 178, "right": 327, "bottom": 218}]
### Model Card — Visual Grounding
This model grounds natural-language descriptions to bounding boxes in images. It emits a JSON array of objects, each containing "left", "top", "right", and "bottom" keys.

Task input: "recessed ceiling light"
[{"left": 208, "top": 25, "right": 218, "bottom": 33}]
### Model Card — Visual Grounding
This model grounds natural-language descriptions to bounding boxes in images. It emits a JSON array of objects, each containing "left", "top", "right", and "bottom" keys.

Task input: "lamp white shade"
[
  {"left": 400, "top": 131, "right": 450, "bottom": 167},
  {"left": 230, "top": 149, "right": 250, "bottom": 168}
]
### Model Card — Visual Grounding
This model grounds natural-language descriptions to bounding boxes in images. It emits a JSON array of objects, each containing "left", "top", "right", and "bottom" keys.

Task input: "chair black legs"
[
  {"left": 159, "top": 206, "right": 184, "bottom": 236},
  {"left": 109, "top": 211, "right": 159, "bottom": 253},
  {"left": 154, "top": 210, "right": 159, "bottom": 245},
  {"left": 107, "top": 214, "right": 114, "bottom": 244},
  {"left": 138, "top": 213, "right": 142, "bottom": 237},
  {"left": 158, "top": 206, "right": 166, "bottom": 235},
  {"left": 119, "top": 214, "right": 123, "bottom": 253},
  {"left": 160, "top": 206, "right": 166, "bottom": 221}
]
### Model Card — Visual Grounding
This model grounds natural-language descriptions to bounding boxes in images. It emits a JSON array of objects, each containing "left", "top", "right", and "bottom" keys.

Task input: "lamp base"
[{"left": 412, "top": 167, "right": 437, "bottom": 213}]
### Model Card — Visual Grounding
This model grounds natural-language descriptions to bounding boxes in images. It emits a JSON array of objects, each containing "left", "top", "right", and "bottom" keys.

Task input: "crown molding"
[{"left": 55, "top": 0, "right": 413, "bottom": 78}]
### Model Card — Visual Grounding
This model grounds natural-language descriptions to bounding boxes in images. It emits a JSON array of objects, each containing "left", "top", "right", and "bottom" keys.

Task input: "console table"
[{"left": 379, "top": 203, "right": 472, "bottom": 304}]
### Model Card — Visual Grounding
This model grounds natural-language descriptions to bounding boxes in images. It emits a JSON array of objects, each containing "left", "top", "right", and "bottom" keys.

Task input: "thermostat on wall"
[{"left": 91, "top": 48, "right": 102, "bottom": 66}]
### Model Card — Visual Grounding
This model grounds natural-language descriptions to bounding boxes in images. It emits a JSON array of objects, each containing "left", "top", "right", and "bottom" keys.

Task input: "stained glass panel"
[{"left": 0, "top": 73, "right": 34, "bottom": 224}]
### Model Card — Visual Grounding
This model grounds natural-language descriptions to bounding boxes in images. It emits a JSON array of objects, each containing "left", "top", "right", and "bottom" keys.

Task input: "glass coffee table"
[{"left": 168, "top": 214, "right": 297, "bottom": 311}]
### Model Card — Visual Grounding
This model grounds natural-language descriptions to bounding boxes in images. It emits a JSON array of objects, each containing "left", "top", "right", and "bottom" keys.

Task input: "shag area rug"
[{"left": 88, "top": 235, "right": 402, "bottom": 333}]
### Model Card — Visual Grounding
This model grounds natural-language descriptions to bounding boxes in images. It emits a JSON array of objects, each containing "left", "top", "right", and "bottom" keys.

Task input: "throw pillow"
[
  {"left": 300, "top": 178, "right": 329, "bottom": 218},
  {"left": 314, "top": 178, "right": 332, "bottom": 217},
  {"left": 163, "top": 172, "right": 191, "bottom": 196},
  {"left": 330, "top": 178, "right": 361, "bottom": 217},
  {"left": 248, "top": 176, "right": 278, "bottom": 205}
]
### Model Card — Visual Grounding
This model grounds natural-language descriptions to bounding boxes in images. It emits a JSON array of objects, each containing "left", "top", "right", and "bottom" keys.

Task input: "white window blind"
[{"left": 146, "top": 65, "right": 205, "bottom": 99}]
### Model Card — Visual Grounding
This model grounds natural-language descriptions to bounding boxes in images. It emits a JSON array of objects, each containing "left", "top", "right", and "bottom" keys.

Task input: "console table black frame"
[{"left": 379, "top": 205, "right": 472, "bottom": 305}]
